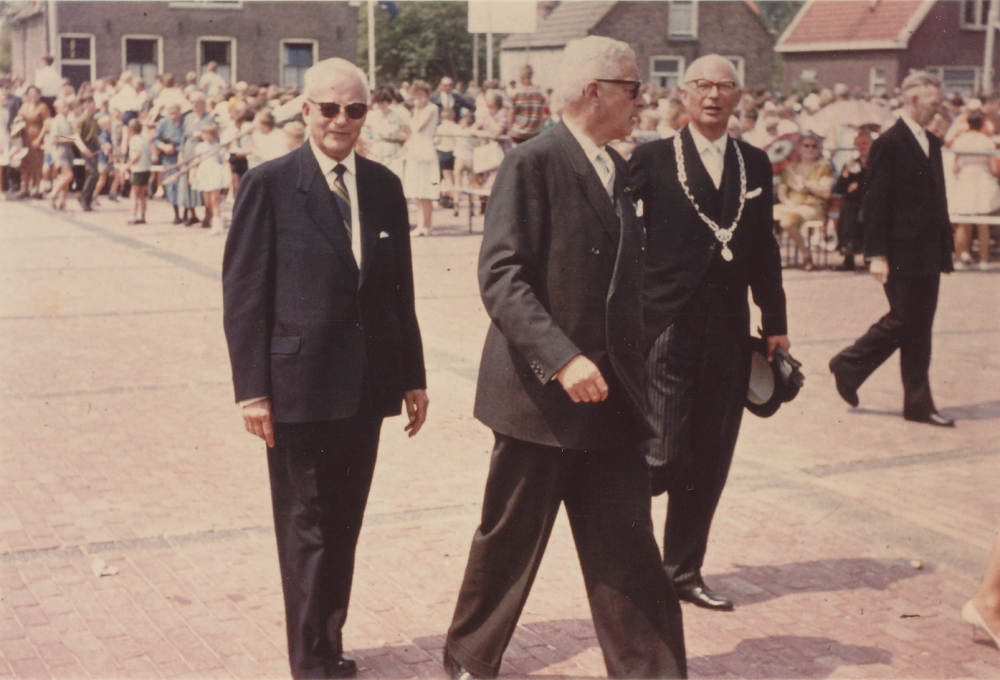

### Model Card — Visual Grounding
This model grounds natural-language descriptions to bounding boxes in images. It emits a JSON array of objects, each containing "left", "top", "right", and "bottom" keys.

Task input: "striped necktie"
[{"left": 331, "top": 164, "right": 351, "bottom": 241}]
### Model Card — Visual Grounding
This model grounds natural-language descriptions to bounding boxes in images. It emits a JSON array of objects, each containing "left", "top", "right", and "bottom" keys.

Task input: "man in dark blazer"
[
  {"left": 443, "top": 36, "right": 686, "bottom": 680},
  {"left": 430, "top": 76, "right": 475, "bottom": 119},
  {"left": 630, "top": 55, "right": 789, "bottom": 612},
  {"left": 222, "top": 58, "right": 428, "bottom": 679},
  {"left": 830, "top": 72, "right": 955, "bottom": 427}
]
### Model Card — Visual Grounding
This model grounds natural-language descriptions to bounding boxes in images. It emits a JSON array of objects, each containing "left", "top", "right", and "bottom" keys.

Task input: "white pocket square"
[
  {"left": 635, "top": 199, "right": 644, "bottom": 217},
  {"left": 379, "top": 231, "right": 390, "bottom": 239},
  {"left": 746, "top": 187, "right": 763, "bottom": 199}
]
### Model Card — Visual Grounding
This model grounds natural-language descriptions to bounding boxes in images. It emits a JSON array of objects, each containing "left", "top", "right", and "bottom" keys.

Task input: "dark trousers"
[
  {"left": 445, "top": 433, "right": 687, "bottom": 679},
  {"left": 267, "top": 412, "right": 383, "bottom": 679},
  {"left": 81, "top": 152, "right": 100, "bottom": 206},
  {"left": 831, "top": 273, "right": 939, "bottom": 419},
  {"left": 642, "top": 317, "right": 748, "bottom": 588}
]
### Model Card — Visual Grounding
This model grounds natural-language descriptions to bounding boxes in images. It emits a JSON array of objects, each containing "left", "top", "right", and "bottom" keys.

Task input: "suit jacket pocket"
[{"left": 271, "top": 335, "right": 301, "bottom": 355}]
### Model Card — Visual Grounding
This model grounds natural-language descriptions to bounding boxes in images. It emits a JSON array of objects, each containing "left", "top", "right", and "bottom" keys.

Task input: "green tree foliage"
[
  {"left": 758, "top": 0, "right": 805, "bottom": 37},
  {"left": 358, "top": 1, "right": 500, "bottom": 87},
  {"left": 0, "top": 1, "right": 29, "bottom": 74}
]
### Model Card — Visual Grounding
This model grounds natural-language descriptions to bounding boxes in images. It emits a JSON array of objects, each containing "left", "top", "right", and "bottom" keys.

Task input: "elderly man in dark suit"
[
  {"left": 430, "top": 76, "right": 475, "bottom": 119},
  {"left": 630, "top": 55, "right": 789, "bottom": 612},
  {"left": 222, "top": 58, "right": 428, "bottom": 679},
  {"left": 830, "top": 71, "right": 955, "bottom": 427},
  {"left": 443, "top": 36, "right": 687, "bottom": 680}
]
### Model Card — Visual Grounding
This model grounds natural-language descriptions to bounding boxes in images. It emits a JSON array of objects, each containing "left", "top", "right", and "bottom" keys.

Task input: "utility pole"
[
  {"left": 473, "top": 33, "right": 479, "bottom": 86},
  {"left": 984, "top": 0, "right": 999, "bottom": 92},
  {"left": 487, "top": 32, "right": 493, "bottom": 82},
  {"left": 367, "top": 0, "right": 376, "bottom": 90}
]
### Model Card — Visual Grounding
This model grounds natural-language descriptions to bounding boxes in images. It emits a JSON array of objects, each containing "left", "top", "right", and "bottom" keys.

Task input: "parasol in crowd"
[{"left": 811, "top": 99, "right": 893, "bottom": 129}]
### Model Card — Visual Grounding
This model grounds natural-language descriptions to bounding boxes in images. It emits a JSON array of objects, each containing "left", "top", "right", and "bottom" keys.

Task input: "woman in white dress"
[
  {"left": 950, "top": 110, "right": 998, "bottom": 270},
  {"left": 402, "top": 81, "right": 440, "bottom": 236},
  {"left": 365, "top": 85, "right": 408, "bottom": 180}
]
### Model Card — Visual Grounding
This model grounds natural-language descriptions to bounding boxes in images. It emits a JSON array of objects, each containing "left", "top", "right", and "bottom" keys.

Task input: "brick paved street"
[{"left": 1, "top": 194, "right": 999, "bottom": 679}]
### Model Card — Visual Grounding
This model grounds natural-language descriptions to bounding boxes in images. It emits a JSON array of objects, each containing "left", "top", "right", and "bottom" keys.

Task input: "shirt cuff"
[
  {"left": 868, "top": 256, "right": 888, "bottom": 264},
  {"left": 238, "top": 396, "right": 268, "bottom": 408}
]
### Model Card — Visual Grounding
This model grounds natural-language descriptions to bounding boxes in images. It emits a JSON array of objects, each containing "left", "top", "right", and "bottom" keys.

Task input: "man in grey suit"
[{"left": 444, "top": 36, "right": 687, "bottom": 680}]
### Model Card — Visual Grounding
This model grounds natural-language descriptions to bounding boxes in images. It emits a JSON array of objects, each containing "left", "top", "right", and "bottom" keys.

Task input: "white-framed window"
[
  {"left": 168, "top": 0, "right": 243, "bottom": 9},
  {"left": 669, "top": 0, "right": 698, "bottom": 38},
  {"left": 928, "top": 66, "right": 981, "bottom": 95},
  {"left": 59, "top": 33, "right": 95, "bottom": 90},
  {"left": 122, "top": 35, "right": 163, "bottom": 84},
  {"left": 800, "top": 68, "right": 818, "bottom": 83},
  {"left": 281, "top": 40, "right": 318, "bottom": 89},
  {"left": 869, "top": 67, "right": 887, "bottom": 95},
  {"left": 720, "top": 55, "right": 745, "bottom": 87},
  {"left": 197, "top": 36, "right": 236, "bottom": 86},
  {"left": 962, "top": 0, "right": 991, "bottom": 28},
  {"left": 650, "top": 56, "right": 685, "bottom": 91}
]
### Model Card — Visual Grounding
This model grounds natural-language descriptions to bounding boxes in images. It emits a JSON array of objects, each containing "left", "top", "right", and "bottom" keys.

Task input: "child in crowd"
[
  {"left": 190, "top": 121, "right": 227, "bottom": 235},
  {"left": 435, "top": 108, "right": 460, "bottom": 213},
  {"left": 121, "top": 117, "right": 151, "bottom": 224},
  {"left": 283, "top": 121, "right": 305, "bottom": 153},
  {"left": 450, "top": 112, "right": 476, "bottom": 216},
  {"left": 92, "top": 115, "right": 115, "bottom": 202}
]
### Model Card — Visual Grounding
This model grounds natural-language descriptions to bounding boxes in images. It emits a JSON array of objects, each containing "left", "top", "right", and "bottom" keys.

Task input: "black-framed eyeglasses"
[
  {"left": 307, "top": 99, "right": 368, "bottom": 120},
  {"left": 596, "top": 79, "right": 642, "bottom": 99},
  {"left": 686, "top": 79, "right": 739, "bottom": 96}
]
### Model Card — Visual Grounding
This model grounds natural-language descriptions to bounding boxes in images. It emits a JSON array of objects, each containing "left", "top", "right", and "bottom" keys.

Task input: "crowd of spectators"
[{"left": 1, "top": 56, "right": 998, "bottom": 267}]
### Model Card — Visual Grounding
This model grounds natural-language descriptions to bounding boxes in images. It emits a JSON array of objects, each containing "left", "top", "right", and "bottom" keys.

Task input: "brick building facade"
[
  {"left": 500, "top": 1, "right": 774, "bottom": 93},
  {"left": 10, "top": 1, "right": 358, "bottom": 91},
  {"left": 778, "top": 0, "right": 1000, "bottom": 95}
]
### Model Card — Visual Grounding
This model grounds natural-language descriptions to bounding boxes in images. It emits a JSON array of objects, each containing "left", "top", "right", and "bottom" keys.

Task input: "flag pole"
[{"left": 368, "top": 0, "right": 377, "bottom": 90}]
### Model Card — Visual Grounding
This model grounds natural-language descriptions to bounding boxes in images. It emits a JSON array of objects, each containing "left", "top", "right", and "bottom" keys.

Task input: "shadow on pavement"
[
  {"left": 710, "top": 557, "right": 930, "bottom": 606},
  {"left": 690, "top": 636, "right": 892, "bottom": 678},
  {"left": 940, "top": 399, "right": 1000, "bottom": 421}
]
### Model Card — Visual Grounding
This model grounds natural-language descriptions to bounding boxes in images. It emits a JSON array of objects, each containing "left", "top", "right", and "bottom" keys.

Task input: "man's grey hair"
[
  {"left": 901, "top": 70, "right": 941, "bottom": 97},
  {"left": 304, "top": 58, "right": 370, "bottom": 102},
  {"left": 683, "top": 54, "right": 742, "bottom": 88},
  {"left": 556, "top": 36, "right": 635, "bottom": 107}
]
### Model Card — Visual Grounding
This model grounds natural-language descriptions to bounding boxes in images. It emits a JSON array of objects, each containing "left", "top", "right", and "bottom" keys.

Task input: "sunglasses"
[
  {"left": 596, "top": 79, "right": 642, "bottom": 99},
  {"left": 307, "top": 99, "right": 368, "bottom": 120}
]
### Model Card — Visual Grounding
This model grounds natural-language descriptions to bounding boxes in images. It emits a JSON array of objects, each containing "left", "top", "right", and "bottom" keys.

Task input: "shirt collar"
[
  {"left": 900, "top": 112, "right": 926, "bottom": 139},
  {"left": 688, "top": 124, "right": 729, "bottom": 158},
  {"left": 563, "top": 117, "right": 607, "bottom": 164},
  {"left": 309, "top": 137, "right": 356, "bottom": 177}
]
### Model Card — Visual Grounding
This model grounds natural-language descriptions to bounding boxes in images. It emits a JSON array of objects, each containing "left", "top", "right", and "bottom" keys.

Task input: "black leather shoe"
[
  {"left": 325, "top": 656, "right": 358, "bottom": 678},
  {"left": 675, "top": 581, "right": 734, "bottom": 611},
  {"left": 905, "top": 412, "right": 955, "bottom": 427},
  {"left": 829, "top": 358, "right": 859, "bottom": 407}
]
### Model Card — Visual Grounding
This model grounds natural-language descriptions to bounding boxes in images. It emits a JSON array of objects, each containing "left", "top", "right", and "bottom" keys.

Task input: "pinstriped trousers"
[{"left": 641, "top": 290, "right": 751, "bottom": 587}]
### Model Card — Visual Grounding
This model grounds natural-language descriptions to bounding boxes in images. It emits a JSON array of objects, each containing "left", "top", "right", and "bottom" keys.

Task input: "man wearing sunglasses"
[
  {"left": 222, "top": 58, "right": 428, "bottom": 679},
  {"left": 630, "top": 54, "right": 789, "bottom": 613},
  {"left": 444, "top": 36, "right": 686, "bottom": 680}
]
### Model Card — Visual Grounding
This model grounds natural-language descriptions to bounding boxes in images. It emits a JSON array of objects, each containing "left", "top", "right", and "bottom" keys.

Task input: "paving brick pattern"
[{"left": 1, "top": 195, "right": 998, "bottom": 678}]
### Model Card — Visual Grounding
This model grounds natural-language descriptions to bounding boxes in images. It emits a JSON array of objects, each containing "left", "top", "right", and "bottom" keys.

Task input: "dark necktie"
[{"left": 331, "top": 164, "right": 351, "bottom": 242}]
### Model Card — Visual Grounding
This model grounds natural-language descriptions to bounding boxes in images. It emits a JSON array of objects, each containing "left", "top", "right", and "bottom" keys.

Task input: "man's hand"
[
  {"left": 766, "top": 335, "right": 791, "bottom": 362},
  {"left": 870, "top": 257, "right": 890, "bottom": 284},
  {"left": 242, "top": 398, "right": 275, "bottom": 448},
  {"left": 556, "top": 355, "right": 609, "bottom": 403},
  {"left": 404, "top": 389, "right": 429, "bottom": 437}
]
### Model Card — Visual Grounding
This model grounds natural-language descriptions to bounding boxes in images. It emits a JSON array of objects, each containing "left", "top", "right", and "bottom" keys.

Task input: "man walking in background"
[
  {"left": 444, "top": 36, "right": 686, "bottom": 680},
  {"left": 507, "top": 64, "right": 546, "bottom": 145},
  {"left": 830, "top": 71, "right": 955, "bottom": 427}
]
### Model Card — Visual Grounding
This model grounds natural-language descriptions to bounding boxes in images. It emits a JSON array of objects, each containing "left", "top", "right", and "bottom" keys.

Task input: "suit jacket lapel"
[
  {"left": 896, "top": 118, "right": 932, "bottom": 169},
  {"left": 680, "top": 126, "right": 721, "bottom": 221},
  {"left": 553, "top": 122, "right": 620, "bottom": 245},
  {"left": 296, "top": 145, "right": 359, "bottom": 277},
  {"left": 356, "top": 157, "right": 380, "bottom": 288}
]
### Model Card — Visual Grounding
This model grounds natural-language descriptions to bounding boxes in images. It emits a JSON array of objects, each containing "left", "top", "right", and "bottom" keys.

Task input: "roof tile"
[{"left": 783, "top": 0, "right": 924, "bottom": 46}]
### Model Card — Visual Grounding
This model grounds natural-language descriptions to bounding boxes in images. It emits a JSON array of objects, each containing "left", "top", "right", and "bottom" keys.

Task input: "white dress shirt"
[
  {"left": 309, "top": 137, "right": 361, "bottom": 266},
  {"left": 688, "top": 125, "right": 729, "bottom": 189},
  {"left": 564, "top": 118, "right": 615, "bottom": 199},
  {"left": 900, "top": 112, "right": 930, "bottom": 156}
]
